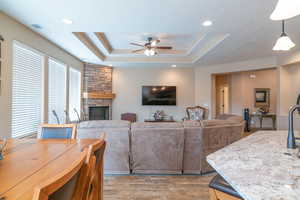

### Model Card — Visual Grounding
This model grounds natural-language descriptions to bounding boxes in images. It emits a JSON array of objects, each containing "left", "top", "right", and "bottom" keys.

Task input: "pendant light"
[
  {"left": 273, "top": 20, "right": 295, "bottom": 51},
  {"left": 270, "top": 0, "right": 300, "bottom": 20}
]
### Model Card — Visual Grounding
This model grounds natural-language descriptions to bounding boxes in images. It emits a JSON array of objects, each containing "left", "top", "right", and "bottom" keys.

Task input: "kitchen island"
[{"left": 207, "top": 131, "right": 300, "bottom": 200}]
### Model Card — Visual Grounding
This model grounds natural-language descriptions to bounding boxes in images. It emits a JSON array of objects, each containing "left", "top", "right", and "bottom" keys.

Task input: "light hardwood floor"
[{"left": 104, "top": 174, "right": 215, "bottom": 200}]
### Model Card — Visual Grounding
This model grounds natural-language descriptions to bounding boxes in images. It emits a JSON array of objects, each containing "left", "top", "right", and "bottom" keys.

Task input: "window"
[
  {"left": 69, "top": 68, "right": 81, "bottom": 121},
  {"left": 12, "top": 42, "right": 43, "bottom": 138},
  {"left": 48, "top": 58, "right": 66, "bottom": 124}
]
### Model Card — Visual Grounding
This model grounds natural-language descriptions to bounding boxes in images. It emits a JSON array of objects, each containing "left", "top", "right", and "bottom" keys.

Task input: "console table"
[
  {"left": 250, "top": 113, "right": 276, "bottom": 130},
  {"left": 144, "top": 119, "right": 176, "bottom": 123}
]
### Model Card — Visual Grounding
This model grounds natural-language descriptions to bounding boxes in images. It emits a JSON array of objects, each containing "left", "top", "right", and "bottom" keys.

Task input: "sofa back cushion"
[
  {"left": 78, "top": 120, "right": 130, "bottom": 129},
  {"left": 131, "top": 123, "right": 185, "bottom": 174},
  {"left": 216, "top": 114, "right": 244, "bottom": 123},
  {"left": 131, "top": 122, "right": 183, "bottom": 129},
  {"left": 182, "top": 120, "right": 201, "bottom": 128},
  {"left": 200, "top": 119, "right": 238, "bottom": 127},
  {"left": 200, "top": 117, "right": 245, "bottom": 173}
]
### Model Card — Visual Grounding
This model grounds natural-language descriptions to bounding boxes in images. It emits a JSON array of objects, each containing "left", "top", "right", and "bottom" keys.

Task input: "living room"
[{"left": 1, "top": 1, "right": 300, "bottom": 200}]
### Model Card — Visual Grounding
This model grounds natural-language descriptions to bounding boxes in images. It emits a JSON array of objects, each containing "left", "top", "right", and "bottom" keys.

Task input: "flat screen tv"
[{"left": 142, "top": 86, "right": 176, "bottom": 106}]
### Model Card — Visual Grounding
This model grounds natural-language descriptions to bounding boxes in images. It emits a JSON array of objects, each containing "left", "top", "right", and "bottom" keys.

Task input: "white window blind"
[
  {"left": 12, "top": 42, "right": 43, "bottom": 138},
  {"left": 69, "top": 68, "right": 81, "bottom": 122},
  {"left": 48, "top": 58, "right": 66, "bottom": 124}
]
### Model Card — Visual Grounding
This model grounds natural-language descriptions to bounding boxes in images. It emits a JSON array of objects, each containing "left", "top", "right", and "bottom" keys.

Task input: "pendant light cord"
[{"left": 282, "top": 20, "right": 285, "bottom": 34}]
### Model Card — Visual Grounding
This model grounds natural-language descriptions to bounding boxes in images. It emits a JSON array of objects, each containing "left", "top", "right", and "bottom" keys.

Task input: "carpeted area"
[{"left": 104, "top": 174, "right": 215, "bottom": 200}]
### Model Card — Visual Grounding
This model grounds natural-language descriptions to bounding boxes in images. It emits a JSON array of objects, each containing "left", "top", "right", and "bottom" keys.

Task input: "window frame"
[
  {"left": 11, "top": 41, "right": 45, "bottom": 138},
  {"left": 47, "top": 57, "right": 67, "bottom": 124},
  {"left": 68, "top": 67, "right": 82, "bottom": 122}
]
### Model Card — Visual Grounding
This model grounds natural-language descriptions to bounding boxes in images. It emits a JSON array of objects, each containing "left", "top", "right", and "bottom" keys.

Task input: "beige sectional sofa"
[
  {"left": 77, "top": 120, "right": 131, "bottom": 174},
  {"left": 76, "top": 114, "right": 244, "bottom": 175}
]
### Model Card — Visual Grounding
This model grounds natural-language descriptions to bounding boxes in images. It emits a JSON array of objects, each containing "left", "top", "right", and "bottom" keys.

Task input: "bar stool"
[{"left": 209, "top": 174, "right": 243, "bottom": 200}]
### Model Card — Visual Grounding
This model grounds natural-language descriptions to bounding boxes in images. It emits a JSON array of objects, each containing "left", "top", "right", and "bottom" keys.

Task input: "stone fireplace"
[{"left": 82, "top": 64, "right": 115, "bottom": 120}]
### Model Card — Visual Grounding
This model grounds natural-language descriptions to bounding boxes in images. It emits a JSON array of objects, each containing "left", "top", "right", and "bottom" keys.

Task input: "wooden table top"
[{"left": 0, "top": 138, "right": 103, "bottom": 200}]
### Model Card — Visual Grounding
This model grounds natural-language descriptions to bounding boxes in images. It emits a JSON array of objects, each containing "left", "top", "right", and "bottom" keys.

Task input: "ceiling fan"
[{"left": 130, "top": 37, "right": 172, "bottom": 56}]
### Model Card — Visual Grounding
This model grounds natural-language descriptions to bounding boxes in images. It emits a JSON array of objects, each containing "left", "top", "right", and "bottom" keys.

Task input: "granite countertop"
[{"left": 207, "top": 131, "right": 300, "bottom": 200}]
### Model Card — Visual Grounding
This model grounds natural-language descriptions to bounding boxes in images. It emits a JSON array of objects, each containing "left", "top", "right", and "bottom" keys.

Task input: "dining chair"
[
  {"left": 48, "top": 139, "right": 106, "bottom": 200},
  {"left": 83, "top": 138, "right": 106, "bottom": 200},
  {"left": 32, "top": 149, "right": 88, "bottom": 200},
  {"left": 186, "top": 106, "right": 207, "bottom": 121},
  {"left": 38, "top": 124, "right": 77, "bottom": 139},
  {"left": 121, "top": 113, "right": 137, "bottom": 123}
]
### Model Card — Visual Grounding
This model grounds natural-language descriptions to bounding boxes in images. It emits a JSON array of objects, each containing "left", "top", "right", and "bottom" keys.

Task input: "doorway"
[
  {"left": 219, "top": 86, "right": 229, "bottom": 114},
  {"left": 215, "top": 74, "right": 231, "bottom": 117}
]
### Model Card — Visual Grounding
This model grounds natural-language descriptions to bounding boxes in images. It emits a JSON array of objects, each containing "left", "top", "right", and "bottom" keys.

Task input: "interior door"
[
  {"left": 223, "top": 86, "right": 229, "bottom": 113},
  {"left": 219, "top": 86, "right": 229, "bottom": 114}
]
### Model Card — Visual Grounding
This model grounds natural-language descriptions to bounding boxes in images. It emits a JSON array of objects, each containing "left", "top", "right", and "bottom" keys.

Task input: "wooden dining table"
[{"left": 0, "top": 138, "right": 103, "bottom": 200}]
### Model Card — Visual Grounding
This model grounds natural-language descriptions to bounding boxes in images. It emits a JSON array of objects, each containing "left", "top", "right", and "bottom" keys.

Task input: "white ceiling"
[{"left": 1, "top": 0, "right": 300, "bottom": 67}]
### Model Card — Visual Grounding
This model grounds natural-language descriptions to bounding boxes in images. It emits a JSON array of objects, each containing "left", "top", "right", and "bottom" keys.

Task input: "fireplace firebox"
[{"left": 89, "top": 106, "right": 109, "bottom": 120}]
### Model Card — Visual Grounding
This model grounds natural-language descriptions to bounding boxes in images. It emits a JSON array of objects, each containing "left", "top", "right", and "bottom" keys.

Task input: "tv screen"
[{"left": 142, "top": 86, "right": 176, "bottom": 106}]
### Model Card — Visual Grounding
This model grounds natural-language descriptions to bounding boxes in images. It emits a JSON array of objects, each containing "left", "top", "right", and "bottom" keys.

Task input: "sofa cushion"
[
  {"left": 131, "top": 122, "right": 183, "bottom": 129},
  {"left": 225, "top": 116, "right": 244, "bottom": 123},
  {"left": 131, "top": 124, "right": 185, "bottom": 174},
  {"left": 216, "top": 114, "right": 244, "bottom": 123},
  {"left": 182, "top": 120, "right": 201, "bottom": 128},
  {"left": 78, "top": 120, "right": 130, "bottom": 129},
  {"left": 200, "top": 119, "right": 239, "bottom": 127}
]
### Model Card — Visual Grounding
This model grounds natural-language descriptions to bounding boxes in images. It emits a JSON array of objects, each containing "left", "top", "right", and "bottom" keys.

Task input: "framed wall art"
[{"left": 254, "top": 88, "right": 270, "bottom": 108}]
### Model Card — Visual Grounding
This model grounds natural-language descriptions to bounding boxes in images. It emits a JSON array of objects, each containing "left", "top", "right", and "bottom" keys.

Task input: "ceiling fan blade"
[
  {"left": 132, "top": 49, "right": 145, "bottom": 53},
  {"left": 156, "top": 46, "right": 172, "bottom": 49},
  {"left": 130, "top": 43, "right": 144, "bottom": 47}
]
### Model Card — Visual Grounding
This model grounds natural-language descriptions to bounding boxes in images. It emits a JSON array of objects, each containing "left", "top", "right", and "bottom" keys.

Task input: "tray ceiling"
[{"left": 1, "top": 0, "right": 300, "bottom": 67}]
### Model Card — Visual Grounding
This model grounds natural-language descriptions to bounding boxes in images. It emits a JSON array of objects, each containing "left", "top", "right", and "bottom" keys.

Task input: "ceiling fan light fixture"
[
  {"left": 144, "top": 49, "right": 150, "bottom": 56},
  {"left": 270, "top": 0, "right": 300, "bottom": 20},
  {"left": 151, "top": 40, "right": 158, "bottom": 46},
  {"left": 144, "top": 48, "right": 156, "bottom": 56},
  {"left": 273, "top": 20, "right": 296, "bottom": 51}
]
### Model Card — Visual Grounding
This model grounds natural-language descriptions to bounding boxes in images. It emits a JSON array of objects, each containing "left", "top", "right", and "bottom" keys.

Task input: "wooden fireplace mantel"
[{"left": 83, "top": 92, "right": 116, "bottom": 99}]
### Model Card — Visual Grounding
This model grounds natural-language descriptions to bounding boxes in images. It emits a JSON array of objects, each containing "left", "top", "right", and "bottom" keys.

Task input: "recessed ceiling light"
[
  {"left": 202, "top": 20, "right": 213, "bottom": 27},
  {"left": 31, "top": 24, "right": 43, "bottom": 29},
  {"left": 61, "top": 18, "right": 73, "bottom": 24},
  {"left": 171, "top": 65, "right": 177, "bottom": 68}
]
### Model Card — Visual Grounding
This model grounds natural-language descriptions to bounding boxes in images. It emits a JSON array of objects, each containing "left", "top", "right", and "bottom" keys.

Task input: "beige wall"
[
  {"left": 112, "top": 67, "right": 195, "bottom": 121},
  {"left": 230, "top": 69, "right": 278, "bottom": 128},
  {"left": 277, "top": 63, "right": 300, "bottom": 130},
  {"left": 0, "top": 12, "right": 83, "bottom": 138},
  {"left": 276, "top": 50, "right": 300, "bottom": 130},
  {"left": 194, "top": 57, "right": 277, "bottom": 118},
  {"left": 230, "top": 69, "right": 278, "bottom": 115}
]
